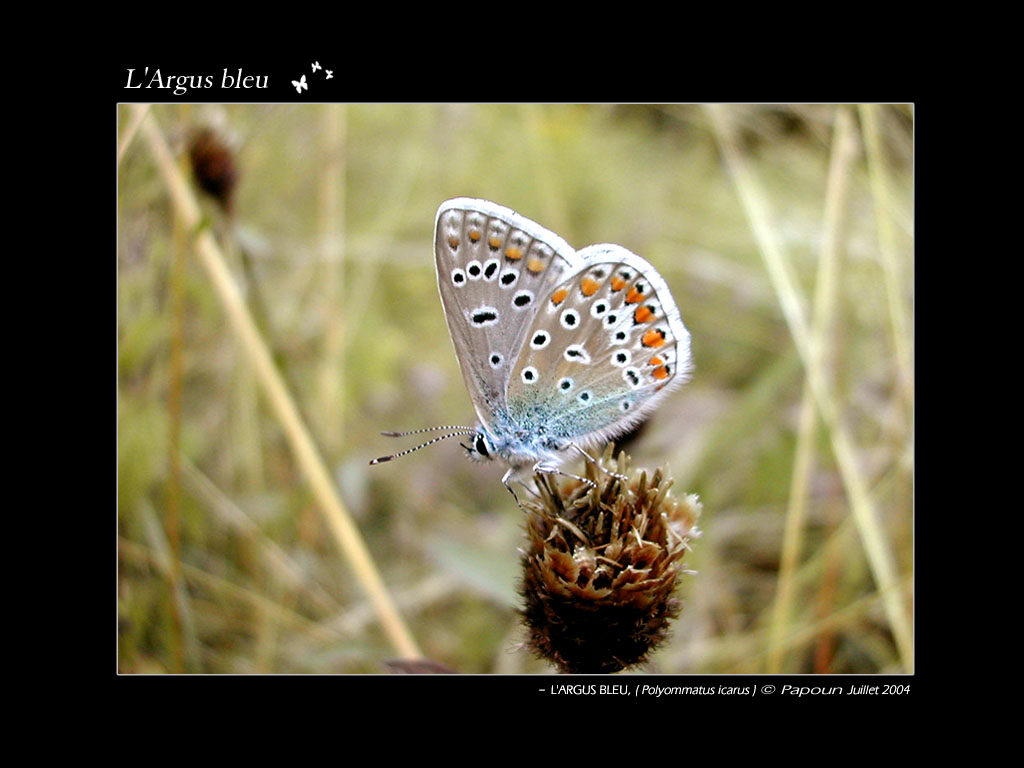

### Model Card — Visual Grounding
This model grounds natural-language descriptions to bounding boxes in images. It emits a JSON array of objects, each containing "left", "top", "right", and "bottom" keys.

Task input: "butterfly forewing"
[
  {"left": 504, "top": 244, "right": 691, "bottom": 451},
  {"left": 434, "top": 199, "right": 584, "bottom": 432}
]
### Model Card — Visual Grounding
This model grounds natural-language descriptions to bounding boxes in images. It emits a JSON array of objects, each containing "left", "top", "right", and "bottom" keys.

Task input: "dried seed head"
[
  {"left": 519, "top": 444, "right": 701, "bottom": 674},
  {"left": 187, "top": 126, "right": 239, "bottom": 215}
]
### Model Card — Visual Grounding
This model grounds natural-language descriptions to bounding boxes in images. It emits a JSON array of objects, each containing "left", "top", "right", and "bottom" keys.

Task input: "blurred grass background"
[{"left": 116, "top": 103, "right": 913, "bottom": 674}]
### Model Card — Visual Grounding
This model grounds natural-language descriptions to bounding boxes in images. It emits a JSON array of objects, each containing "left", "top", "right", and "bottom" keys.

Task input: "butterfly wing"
[
  {"left": 434, "top": 199, "right": 585, "bottom": 432},
  {"left": 503, "top": 243, "right": 691, "bottom": 452}
]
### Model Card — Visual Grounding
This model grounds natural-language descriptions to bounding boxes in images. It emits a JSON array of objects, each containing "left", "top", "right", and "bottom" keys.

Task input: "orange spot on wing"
[
  {"left": 527, "top": 257, "right": 545, "bottom": 273},
  {"left": 649, "top": 356, "right": 664, "bottom": 366},
  {"left": 488, "top": 236, "right": 502, "bottom": 249},
  {"left": 469, "top": 229, "right": 481, "bottom": 242},
  {"left": 610, "top": 276, "right": 626, "bottom": 291},
  {"left": 633, "top": 305, "right": 653, "bottom": 323},
  {"left": 505, "top": 246, "right": 523, "bottom": 260},
  {"left": 551, "top": 288, "right": 568, "bottom": 306},
  {"left": 652, "top": 365, "right": 670, "bottom": 380},
  {"left": 626, "top": 286, "right": 644, "bottom": 304},
  {"left": 448, "top": 236, "right": 460, "bottom": 249},
  {"left": 580, "top": 277, "right": 600, "bottom": 296},
  {"left": 642, "top": 329, "right": 666, "bottom": 348}
]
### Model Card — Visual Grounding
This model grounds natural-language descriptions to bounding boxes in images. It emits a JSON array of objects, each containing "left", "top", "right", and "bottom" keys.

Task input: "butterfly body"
[
  {"left": 463, "top": 409, "right": 571, "bottom": 473},
  {"left": 431, "top": 198, "right": 692, "bottom": 491}
]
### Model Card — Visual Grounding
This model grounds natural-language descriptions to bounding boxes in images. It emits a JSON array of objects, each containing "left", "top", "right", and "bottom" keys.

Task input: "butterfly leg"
[
  {"left": 532, "top": 461, "right": 598, "bottom": 489},
  {"left": 501, "top": 467, "right": 539, "bottom": 510},
  {"left": 569, "top": 443, "right": 629, "bottom": 482}
]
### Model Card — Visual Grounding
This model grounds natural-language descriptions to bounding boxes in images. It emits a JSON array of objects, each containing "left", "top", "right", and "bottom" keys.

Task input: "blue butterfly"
[{"left": 373, "top": 199, "right": 692, "bottom": 501}]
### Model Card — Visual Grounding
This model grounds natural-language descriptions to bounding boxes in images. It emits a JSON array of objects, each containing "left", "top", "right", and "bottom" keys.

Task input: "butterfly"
[
  {"left": 311, "top": 61, "right": 322, "bottom": 72},
  {"left": 372, "top": 198, "right": 692, "bottom": 502},
  {"left": 292, "top": 75, "right": 308, "bottom": 93}
]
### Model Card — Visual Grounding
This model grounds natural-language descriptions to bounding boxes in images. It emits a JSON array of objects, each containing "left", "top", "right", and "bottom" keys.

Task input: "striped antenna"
[
  {"left": 379, "top": 425, "right": 476, "bottom": 437},
  {"left": 370, "top": 429, "right": 476, "bottom": 465}
]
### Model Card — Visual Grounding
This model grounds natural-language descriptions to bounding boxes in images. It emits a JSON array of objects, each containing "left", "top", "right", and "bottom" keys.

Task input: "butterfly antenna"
[
  {"left": 380, "top": 425, "right": 476, "bottom": 438},
  {"left": 370, "top": 430, "right": 476, "bottom": 465}
]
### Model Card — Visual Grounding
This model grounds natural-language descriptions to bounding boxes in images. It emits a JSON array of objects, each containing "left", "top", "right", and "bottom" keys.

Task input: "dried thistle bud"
[
  {"left": 187, "top": 127, "right": 238, "bottom": 215},
  {"left": 519, "top": 444, "right": 701, "bottom": 674}
]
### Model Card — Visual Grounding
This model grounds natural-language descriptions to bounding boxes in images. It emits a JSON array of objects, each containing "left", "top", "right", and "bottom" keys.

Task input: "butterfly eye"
[{"left": 473, "top": 434, "right": 491, "bottom": 458}]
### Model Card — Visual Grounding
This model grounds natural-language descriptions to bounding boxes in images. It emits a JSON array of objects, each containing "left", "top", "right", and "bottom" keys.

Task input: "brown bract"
[{"left": 519, "top": 445, "right": 701, "bottom": 674}]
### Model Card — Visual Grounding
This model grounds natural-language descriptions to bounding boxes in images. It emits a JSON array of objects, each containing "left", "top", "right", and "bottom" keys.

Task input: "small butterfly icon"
[
  {"left": 372, "top": 199, "right": 692, "bottom": 504},
  {"left": 292, "top": 75, "right": 307, "bottom": 93},
  {"left": 312, "top": 61, "right": 321, "bottom": 72},
  {"left": 325, "top": 70, "right": 334, "bottom": 79}
]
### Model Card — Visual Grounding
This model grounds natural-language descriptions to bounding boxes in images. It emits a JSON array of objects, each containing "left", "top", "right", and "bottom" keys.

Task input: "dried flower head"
[
  {"left": 187, "top": 126, "right": 239, "bottom": 215},
  {"left": 519, "top": 444, "right": 701, "bottom": 674}
]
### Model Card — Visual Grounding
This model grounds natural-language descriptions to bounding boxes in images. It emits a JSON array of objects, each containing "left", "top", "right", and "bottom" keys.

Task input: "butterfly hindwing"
[
  {"left": 504, "top": 244, "right": 691, "bottom": 451},
  {"left": 434, "top": 199, "right": 584, "bottom": 432}
]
